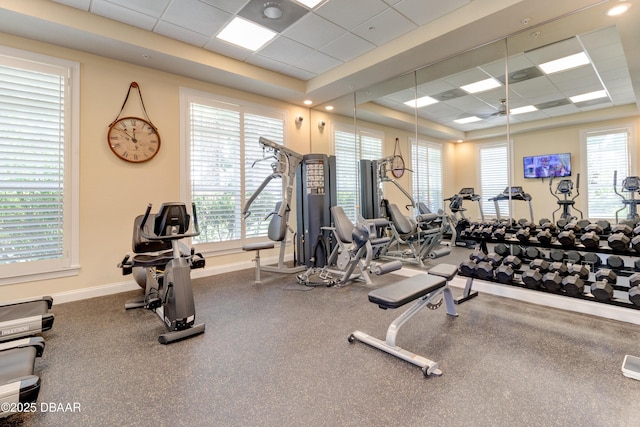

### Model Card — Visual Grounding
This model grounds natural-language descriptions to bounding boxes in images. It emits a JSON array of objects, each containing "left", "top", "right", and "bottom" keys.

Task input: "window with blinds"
[
  {"left": 584, "top": 128, "right": 631, "bottom": 219},
  {"left": 185, "top": 92, "right": 286, "bottom": 248},
  {"left": 479, "top": 143, "right": 509, "bottom": 217},
  {"left": 333, "top": 125, "right": 383, "bottom": 222},
  {"left": 0, "top": 48, "right": 79, "bottom": 283},
  {"left": 411, "top": 139, "right": 443, "bottom": 213}
]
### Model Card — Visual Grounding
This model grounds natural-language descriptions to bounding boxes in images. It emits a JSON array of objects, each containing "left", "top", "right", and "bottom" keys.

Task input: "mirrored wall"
[{"left": 319, "top": 0, "right": 639, "bottom": 222}]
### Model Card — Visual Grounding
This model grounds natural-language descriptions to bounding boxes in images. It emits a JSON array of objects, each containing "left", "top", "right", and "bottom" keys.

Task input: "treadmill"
[
  {"left": 0, "top": 337, "right": 44, "bottom": 418},
  {"left": 489, "top": 186, "right": 534, "bottom": 224},
  {"left": 0, "top": 297, "right": 55, "bottom": 342}
]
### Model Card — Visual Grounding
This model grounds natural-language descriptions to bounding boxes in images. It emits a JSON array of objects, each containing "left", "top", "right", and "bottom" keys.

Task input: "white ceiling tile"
[
  {"left": 393, "top": 0, "right": 470, "bottom": 26},
  {"left": 155, "top": 21, "right": 211, "bottom": 47},
  {"left": 198, "top": 0, "right": 251, "bottom": 14},
  {"left": 282, "top": 13, "right": 346, "bottom": 49},
  {"left": 203, "top": 37, "right": 253, "bottom": 61},
  {"left": 352, "top": 9, "right": 416, "bottom": 46},
  {"left": 102, "top": 0, "right": 170, "bottom": 17},
  {"left": 292, "top": 50, "right": 342, "bottom": 74},
  {"left": 320, "top": 32, "right": 374, "bottom": 62},
  {"left": 90, "top": 0, "right": 159, "bottom": 31},
  {"left": 315, "top": 0, "right": 388, "bottom": 30},
  {"left": 163, "top": 0, "right": 230, "bottom": 36},
  {"left": 258, "top": 36, "right": 316, "bottom": 64}
]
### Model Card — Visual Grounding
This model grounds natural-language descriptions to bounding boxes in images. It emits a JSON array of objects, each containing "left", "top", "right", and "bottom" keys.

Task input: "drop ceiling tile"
[
  {"left": 524, "top": 37, "right": 583, "bottom": 65},
  {"left": 282, "top": 13, "right": 346, "bottom": 49},
  {"left": 320, "top": 32, "right": 375, "bottom": 62},
  {"left": 352, "top": 9, "right": 416, "bottom": 46},
  {"left": 155, "top": 21, "right": 212, "bottom": 47},
  {"left": 393, "top": 0, "right": 470, "bottom": 26},
  {"left": 101, "top": 0, "right": 170, "bottom": 17},
  {"left": 315, "top": 0, "right": 388, "bottom": 30},
  {"left": 198, "top": 0, "right": 250, "bottom": 14},
  {"left": 163, "top": 0, "right": 229, "bottom": 37},
  {"left": 292, "top": 50, "right": 343, "bottom": 74},
  {"left": 90, "top": 1, "right": 159, "bottom": 31},
  {"left": 258, "top": 36, "right": 316, "bottom": 64}
]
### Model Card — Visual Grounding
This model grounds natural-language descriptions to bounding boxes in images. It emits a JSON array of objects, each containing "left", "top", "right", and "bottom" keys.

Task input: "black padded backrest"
[
  {"left": 330, "top": 206, "right": 354, "bottom": 243},
  {"left": 154, "top": 203, "right": 190, "bottom": 236},
  {"left": 387, "top": 203, "right": 414, "bottom": 235},
  {"left": 417, "top": 202, "right": 431, "bottom": 215},
  {"left": 132, "top": 214, "right": 172, "bottom": 253},
  {"left": 267, "top": 202, "right": 288, "bottom": 242}
]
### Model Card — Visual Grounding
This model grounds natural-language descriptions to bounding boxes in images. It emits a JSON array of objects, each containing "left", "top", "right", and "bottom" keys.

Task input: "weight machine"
[
  {"left": 613, "top": 170, "right": 640, "bottom": 224},
  {"left": 242, "top": 137, "right": 306, "bottom": 277},
  {"left": 549, "top": 173, "right": 583, "bottom": 225}
]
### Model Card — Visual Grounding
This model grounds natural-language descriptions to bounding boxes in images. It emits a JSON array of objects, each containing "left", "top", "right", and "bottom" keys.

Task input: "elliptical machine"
[
  {"left": 613, "top": 170, "right": 640, "bottom": 225},
  {"left": 120, "top": 202, "right": 205, "bottom": 344},
  {"left": 549, "top": 173, "right": 583, "bottom": 226},
  {"left": 443, "top": 187, "right": 483, "bottom": 247}
]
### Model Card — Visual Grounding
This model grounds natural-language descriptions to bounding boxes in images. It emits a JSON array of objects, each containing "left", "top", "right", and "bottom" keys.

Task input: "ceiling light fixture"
[
  {"left": 510, "top": 105, "right": 538, "bottom": 115},
  {"left": 263, "top": 2, "right": 283, "bottom": 19},
  {"left": 460, "top": 78, "right": 502, "bottom": 94},
  {"left": 539, "top": 52, "right": 590, "bottom": 74},
  {"left": 294, "top": 0, "right": 324, "bottom": 8},
  {"left": 217, "top": 17, "right": 276, "bottom": 51},
  {"left": 403, "top": 96, "right": 438, "bottom": 108},
  {"left": 570, "top": 90, "right": 608, "bottom": 103},
  {"left": 607, "top": 1, "right": 631, "bottom": 16},
  {"left": 454, "top": 116, "right": 482, "bottom": 124}
]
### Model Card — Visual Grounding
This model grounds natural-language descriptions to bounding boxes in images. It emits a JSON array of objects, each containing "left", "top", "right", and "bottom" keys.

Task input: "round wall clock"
[{"left": 107, "top": 116, "right": 161, "bottom": 163}]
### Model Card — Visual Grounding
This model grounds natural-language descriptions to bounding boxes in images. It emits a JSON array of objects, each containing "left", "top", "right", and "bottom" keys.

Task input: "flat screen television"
[{"left": 523, "top": 153, "right": 571, "bottom": 178}]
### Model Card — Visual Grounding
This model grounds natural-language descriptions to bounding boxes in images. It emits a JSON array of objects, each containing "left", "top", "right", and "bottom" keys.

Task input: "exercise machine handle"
[{"left": 139, "top": 203, "right": 201, "bottom": 241}]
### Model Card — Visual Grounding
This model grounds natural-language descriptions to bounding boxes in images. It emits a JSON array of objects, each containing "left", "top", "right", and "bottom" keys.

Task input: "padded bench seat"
[
  {"left": 368, "top": 274, "right": 445, "bottom": 309},
  {"left": 242, "top": 242, "right": 275, "bottom": 251}
]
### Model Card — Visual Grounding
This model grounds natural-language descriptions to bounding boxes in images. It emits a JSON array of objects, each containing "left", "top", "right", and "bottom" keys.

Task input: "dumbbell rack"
[{"left": 460, "top": 223, "right": 640, "bottom": 311}]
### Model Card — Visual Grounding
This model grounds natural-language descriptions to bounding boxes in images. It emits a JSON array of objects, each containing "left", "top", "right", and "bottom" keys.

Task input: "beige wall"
[{"left": 2, "top": 32, "right": 639, "bottom": 302}]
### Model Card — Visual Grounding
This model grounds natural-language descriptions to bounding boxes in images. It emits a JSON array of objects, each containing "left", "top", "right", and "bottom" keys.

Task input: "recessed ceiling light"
[
  {"left": 460, "top": 78, "right": 502, "bottom": 94},
  {"left": 263, "top": 2, "right": 283, "bottom": 19},
  {"left": 510, "top": 105, "right": 538, "bottom": 115},
  {"left": 607, "top": 1, "right": 631, "bottom": 16},
  {"left": 570, "top": 90, "right": 608, "bottom": 103},
  {"left": 217, "top": 17, "right": 276, "bottom": 51},
  {"left": 325, "top": 105, "right": 334, "bottom": 111},
  {"left": 403, "top": 96, "right": 438, "bottom": 108},
  {"left": 294, "top": 0, "right": 324, "bottom": 8},
  {"left": 539, "top": 52, "right": 590, "bottom": 74},
  {"left": 303, "top": 100, "right": 313, "bottom": 105},
  {"left": 454, "top": 116, "right": 482, "bottom": 124}
]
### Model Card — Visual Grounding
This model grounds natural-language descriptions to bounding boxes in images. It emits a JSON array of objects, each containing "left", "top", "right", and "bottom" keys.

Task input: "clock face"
[{"left": 108, "top": 116, "right": 160, "bottom": 163}]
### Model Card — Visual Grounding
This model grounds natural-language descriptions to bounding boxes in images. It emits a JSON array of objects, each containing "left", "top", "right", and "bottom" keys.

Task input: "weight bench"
[{"left": 349, "top": 263, "right": 458, "bottom": 377}]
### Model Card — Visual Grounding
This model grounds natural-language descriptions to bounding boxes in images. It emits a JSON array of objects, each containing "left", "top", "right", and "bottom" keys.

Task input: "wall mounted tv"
[{"left": 523, "top": 153, "right": 571, "bottom": 178}]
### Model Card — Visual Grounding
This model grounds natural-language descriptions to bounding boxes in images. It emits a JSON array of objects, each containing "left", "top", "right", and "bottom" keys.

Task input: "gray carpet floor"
[{"left": 6, "top": 250, "right": 640, "bottom": 426}]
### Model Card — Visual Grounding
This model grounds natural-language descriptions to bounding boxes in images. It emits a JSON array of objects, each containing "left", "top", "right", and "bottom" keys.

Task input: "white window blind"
[
  {"left": 411, "top": 139, "right": 443, "bottom": 213},
  {"left": 585, "top": 128, "right": 630, "bottom": 219},
  {"left": 186, "top": 94, "right": 285, "bottom": 248},
  {"left": 0, "top": 49, "right": 78, "bottom": 283},
  {"left": 479, "top": 143, "right": 509, "bottom": 217},
  {"left": 333, "top": 125, "right": 383, "bottom": 222}
]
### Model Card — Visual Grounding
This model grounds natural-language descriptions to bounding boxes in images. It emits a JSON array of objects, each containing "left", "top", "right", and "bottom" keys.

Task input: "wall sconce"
[
  {"left": 295, "top": 115, "right": 304, "bottom": 125},
  {"left": 318, "top": 120, "right": 326, "bottom": 130}
]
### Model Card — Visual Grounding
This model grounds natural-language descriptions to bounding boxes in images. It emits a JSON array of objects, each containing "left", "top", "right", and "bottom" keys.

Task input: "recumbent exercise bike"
[{"left": 119, "top": 202, "right": 205, "bottom": 344}]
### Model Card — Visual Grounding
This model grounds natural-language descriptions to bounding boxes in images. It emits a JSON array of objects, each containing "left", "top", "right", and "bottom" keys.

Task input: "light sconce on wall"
[
  {"left": 295, "top": 115, "right": 304, "bottom": 125},
  {"left": 318, "top": 120, "right": 326, "bottom": 130}
]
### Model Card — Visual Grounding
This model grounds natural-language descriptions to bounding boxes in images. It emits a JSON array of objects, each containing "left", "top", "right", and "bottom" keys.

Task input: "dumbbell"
[
  {"left": 565, "top": 250, "right": 583, "bottom": 264},
  {"left": 538, "top": 218, "right": 552, "bottom": 227},
  {"left": 591, "top": 268, "right": 617, "bottom": 302},
  {"left": 562, "top": 264, "right": 590, "bottom": 296},
  {"left": 495, "top": 255, "right": 521, "bottom": 284},
  {"left": 608, "top": 223, "right": 633, "bottom": 252},
  {"left": 536, "top": 222, "right": 555, "bottom": 245},
  {"left": 521, "top": 258, "right": 549, "bottom": 289},
  {"left": 475, "top": 260, "right": 495, "bottom": 280},
  {"left": 597, "top": 220, "right": 612, "bottom": 234},
  {"left": 523, "top": 246, "right": 542, "bottom": 260},
  {"left": 492, "top": 226, "right": 507, "bottom": 240},
  {"left": 580, "top": 223, "right": 602, "bottom": 248},
  {"left": 494, "top": 243, "right": 510, "bottom": 257},
  {"left": 606, "top": 255, "right": 624, "bottom": 270},
  {"left": 549, "top": 249, "right": 565, "bottom": 263},
  {"left": 543, "top": 262, "right": 569, "bottom": 292},
  {"left": 583, "top": 253, "right": 602, "bottom": 269},
  {"left": 627, "top": 273, "right": 640, "bottom": 307},
  {"left": 459, "top": 260, "right": 477, "bottom": 277},
  {"left": 557, "top": 228, "right": 576, "bottom": 247},
  {"left": 515, "top": 222, "right": 537, "bottom": 243},
  {"left": 469, "top": 250, "right": 487, "bottom": 263}
]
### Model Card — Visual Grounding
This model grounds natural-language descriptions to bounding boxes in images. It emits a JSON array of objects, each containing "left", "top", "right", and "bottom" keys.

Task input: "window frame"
[
  {"left": 0, "top": 46, "right": 80, "bottom": 286},
  {"left": 580, "top": 124, "right": 636, "bottom": 220},
  {"left": 179, "top": 87, "right": 289, "bottom": 255},
  {"left": 410, "top": 137, "right": 443, "bottom": 213}
]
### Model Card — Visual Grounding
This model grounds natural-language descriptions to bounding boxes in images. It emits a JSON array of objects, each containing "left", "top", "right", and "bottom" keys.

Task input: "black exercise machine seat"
[
  {"left": 349, "top": 265, "right": 459, "bottom": 377},
  {"left": 0, "top": 337, "right": 45, "bottom": 418},
  {"left": 0, "top": 297, "right": 55, "bottom": 342},
  {"left": 386, "top": 203, "right": 415, "bottom": 235}
]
